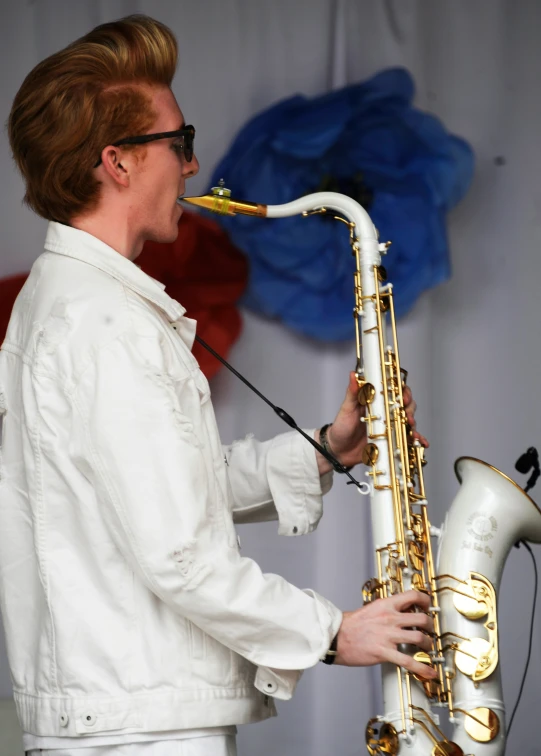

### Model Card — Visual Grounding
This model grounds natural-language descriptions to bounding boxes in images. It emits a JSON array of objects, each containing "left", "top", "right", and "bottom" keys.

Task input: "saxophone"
[{"left": 183, "top": 186, "right": 541, "bottom": 755}]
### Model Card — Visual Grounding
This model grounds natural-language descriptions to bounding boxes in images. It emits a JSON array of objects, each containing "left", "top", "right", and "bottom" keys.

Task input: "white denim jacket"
[{"left": 0, "top": 222, "right": 342, "bottom": 739}]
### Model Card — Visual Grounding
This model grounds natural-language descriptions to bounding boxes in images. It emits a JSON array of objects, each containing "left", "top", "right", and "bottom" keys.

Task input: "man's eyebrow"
[{"left": 178, "top": 121, "right": 186, "bottom": 130}]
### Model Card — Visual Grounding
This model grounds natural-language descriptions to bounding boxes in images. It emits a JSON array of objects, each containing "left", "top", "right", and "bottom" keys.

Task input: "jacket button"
[
  {"left": 83, "top": 712, "right": 96, "bottom": 727},
  {"left": 59, "top": 713, "right": 69, "bottom": 727},
  {"left": 265, "top": 681, "right": 277, "bottom": 693}
]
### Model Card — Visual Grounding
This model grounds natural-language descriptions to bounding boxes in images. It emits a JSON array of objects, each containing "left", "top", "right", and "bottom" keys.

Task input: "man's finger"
[
  {"left": 413, "top": 430, "right": 430, "bottom": 448},
  {"left": 391, "top": 589, "right": 431, "bottom": 612},
  {"left": 341, "top": 371, "right": 361, "bottom": 410},
  {"left": 402, "top": 611, "right": 434, "bottom": 634},
  {"left": 399, "top": 630, "right": 433, "bottom": 653},
  {"left": 391, "top": 649, "right": 439, "bottom": 679},
  {"left": 406, "top": 401, "right": 417, "bottom": 417},
  {"left": 397, "top": 611, "right": 433, "bottom": 631}
]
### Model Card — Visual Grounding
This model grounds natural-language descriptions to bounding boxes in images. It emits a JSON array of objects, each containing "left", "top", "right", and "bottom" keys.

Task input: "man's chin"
[
  {"left": 147, "top": 223, "right": 181, "bottom": 245},
  {"left": 165, "top": 223, "right": 181, "bottom": 243}
]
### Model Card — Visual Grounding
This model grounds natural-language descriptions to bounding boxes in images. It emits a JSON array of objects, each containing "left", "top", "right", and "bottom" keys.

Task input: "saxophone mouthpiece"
[{"left": 181, "top": 179, "right": 268, "bottom": 217}]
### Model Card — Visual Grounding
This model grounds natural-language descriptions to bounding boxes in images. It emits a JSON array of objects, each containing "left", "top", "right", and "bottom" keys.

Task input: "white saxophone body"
[{"left": 184, "top": 188, "right": 541, "bottom": 756}]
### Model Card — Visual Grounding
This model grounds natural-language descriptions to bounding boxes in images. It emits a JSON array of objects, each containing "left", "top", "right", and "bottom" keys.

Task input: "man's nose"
[{"left": 183, "top": 152, "right": 200, "bottom": 179}]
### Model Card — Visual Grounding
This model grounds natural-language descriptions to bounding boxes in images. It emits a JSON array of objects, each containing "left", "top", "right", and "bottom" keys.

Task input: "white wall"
[{"left": 1, "top": 1, "right": 540, "bottom": 754}]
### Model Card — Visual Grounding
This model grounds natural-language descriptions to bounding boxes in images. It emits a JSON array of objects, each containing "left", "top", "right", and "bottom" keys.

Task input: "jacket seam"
[
  {"left": 92, "top": 289, "right": 135, "bottom": 694},
  {"left": 28, "top": 416, "right": 59, "bottom": 693},
  {"left": 13, "top": 683, "right": 258, "bottom": 699},
  {"left": 70, "top": 389, "right": 173, "bottom": 605},
  {"left": 231, "top": 498, "right": 275, "bottom": 513},
  {"left": 2, "top": 341, "right": 35, "bottom": 367},
  {"left": 120, "top": 282, "right": 134, "bottom": 330},
  {"left": 292, "top": 434, "right": 310, "bottom": 533}
]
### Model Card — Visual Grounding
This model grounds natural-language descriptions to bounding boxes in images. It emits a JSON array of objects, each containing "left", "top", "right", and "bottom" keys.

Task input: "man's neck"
[{"left": 70, "top": 207, "right": 144, "bottom": 261}]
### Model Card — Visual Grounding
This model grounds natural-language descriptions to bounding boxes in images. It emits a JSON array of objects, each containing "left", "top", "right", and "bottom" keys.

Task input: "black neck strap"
[{"left": 195, "top": 334, "right": 364, "bottom": 489}]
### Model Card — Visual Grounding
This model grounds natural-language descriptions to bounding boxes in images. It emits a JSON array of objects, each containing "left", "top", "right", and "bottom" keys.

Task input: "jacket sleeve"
[
  {"left": 70, "top": 330, "right": 342, "bottom": 697},
  {"left": 223, "top": 432, "right": 334, "bottom": 534}
]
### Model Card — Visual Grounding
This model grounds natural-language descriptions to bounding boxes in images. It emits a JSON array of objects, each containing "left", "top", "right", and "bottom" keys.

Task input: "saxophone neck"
[{"left": 181, "top": 181, "right": 379, "bottom": 241}]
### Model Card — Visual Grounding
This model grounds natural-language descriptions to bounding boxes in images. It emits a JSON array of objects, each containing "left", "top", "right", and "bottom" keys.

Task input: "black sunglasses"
[{"left": 94, "top": 125, "right": 195, "bottom": 168}]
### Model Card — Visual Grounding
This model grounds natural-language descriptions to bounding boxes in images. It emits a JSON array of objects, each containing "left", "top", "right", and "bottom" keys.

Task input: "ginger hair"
[{"left": 8, "top": 15, "right": 178, "bottom": 224}]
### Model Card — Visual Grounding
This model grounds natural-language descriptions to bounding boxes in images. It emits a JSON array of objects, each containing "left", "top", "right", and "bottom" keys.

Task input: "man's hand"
[
  {"left": 334, "top": 590, "right": 438, "bottom": 678},
  {"left": 315, "top": 372, "right": 428, "bottom": 475}
]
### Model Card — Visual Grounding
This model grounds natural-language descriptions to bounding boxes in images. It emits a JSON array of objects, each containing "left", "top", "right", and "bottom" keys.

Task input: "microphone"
[{"left": 515, "top": 447, "right": 540, "bottom": 493}]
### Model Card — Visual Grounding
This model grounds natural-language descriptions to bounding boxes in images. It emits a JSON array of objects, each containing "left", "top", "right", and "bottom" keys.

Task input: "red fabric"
[
  {"left": 0, "top": 212, "right": 248, "bottom": 379},
  {"left": 0, "top": 274, "right": 27, "bottom": 343}
]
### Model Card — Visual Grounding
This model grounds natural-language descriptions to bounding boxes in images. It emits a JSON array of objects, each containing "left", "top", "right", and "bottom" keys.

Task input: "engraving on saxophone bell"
[{"left": 467, "top": 511, "right": 498, "bottom": 542}]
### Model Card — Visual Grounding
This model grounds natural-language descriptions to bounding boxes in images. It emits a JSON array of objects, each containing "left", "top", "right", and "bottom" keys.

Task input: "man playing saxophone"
[{"left": 0, "top": 15, "right": 435, "bottom": 756}]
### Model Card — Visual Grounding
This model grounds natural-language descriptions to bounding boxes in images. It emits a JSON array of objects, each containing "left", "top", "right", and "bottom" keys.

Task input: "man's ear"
[{"left": 98, "top": 147, "right": 130, "bottom": 187}]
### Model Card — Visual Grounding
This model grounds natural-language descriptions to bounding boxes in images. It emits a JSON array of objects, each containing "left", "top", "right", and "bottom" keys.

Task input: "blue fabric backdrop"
[{"left": 210, "top": 68, "right": 474, "bottom": 340}]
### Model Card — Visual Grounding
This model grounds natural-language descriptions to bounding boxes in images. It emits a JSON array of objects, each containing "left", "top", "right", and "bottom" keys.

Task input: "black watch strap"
[
  {"left": 321, "top": 634, "right": 338, "bottom": 665},
  {"left": 319, "top": 423, "right": 353, "bottom": 473}
]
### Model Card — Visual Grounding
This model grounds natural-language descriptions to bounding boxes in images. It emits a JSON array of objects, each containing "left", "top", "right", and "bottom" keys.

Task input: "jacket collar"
[{"left": 44, "top": 221, "right": 185, "bottom": 323}]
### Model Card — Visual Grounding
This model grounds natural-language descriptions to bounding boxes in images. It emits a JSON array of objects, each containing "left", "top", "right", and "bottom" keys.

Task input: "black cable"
[
  {"left": 507, "top": 540, "right": 538, "bottom": 736},
  {"left": 515, "top": 447, "right": 540, "bottom": 493},
  {"left": 194, "top": 334, "right": 366, "bottom": 488}
]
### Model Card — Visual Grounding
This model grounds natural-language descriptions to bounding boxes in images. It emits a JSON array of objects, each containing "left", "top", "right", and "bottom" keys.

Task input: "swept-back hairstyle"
[{"left": 8, "top": 15, "right": 178, "bottom": 224}]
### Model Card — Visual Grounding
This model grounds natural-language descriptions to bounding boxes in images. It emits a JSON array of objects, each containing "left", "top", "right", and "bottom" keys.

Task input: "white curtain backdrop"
[{"left": 1, "top": 1, "right": 540, "bottom": 754}]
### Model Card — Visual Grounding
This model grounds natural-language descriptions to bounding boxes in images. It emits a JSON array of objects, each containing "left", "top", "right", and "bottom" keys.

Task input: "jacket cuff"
[
  {"left": 253, "top": 590, "right": 342, "bottom": 700},
  {"left": 266, "top": 429, "right": 334, "bottom": 537},
  {"left": 254, "top": 666, "right": 303, "bottom": 702}
]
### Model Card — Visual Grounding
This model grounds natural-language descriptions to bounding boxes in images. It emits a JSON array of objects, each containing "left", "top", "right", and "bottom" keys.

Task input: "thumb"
[{"left": 343, "top": 371, "right": 360, "bottom": 410}]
